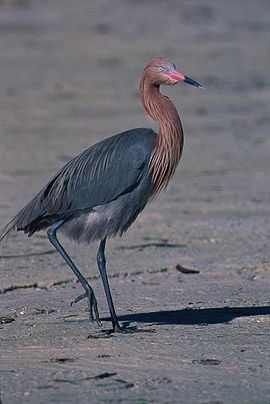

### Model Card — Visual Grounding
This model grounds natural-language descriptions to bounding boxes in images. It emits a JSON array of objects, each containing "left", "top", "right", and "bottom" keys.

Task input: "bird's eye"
[{"left": 156, "top": 66, "right": 163, "bottom": 72}]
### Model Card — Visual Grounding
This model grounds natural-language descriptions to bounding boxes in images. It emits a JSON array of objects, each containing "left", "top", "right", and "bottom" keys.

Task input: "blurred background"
[{"left": 0, "top": 0, "right": 270, "bottom": 286}]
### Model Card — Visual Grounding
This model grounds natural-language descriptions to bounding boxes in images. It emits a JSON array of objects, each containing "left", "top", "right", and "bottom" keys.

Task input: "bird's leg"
[
  {"left": 97, "top": 238, "right": 121, "bottom": 332},
  {"left": 47, "top": 220, "right": 101, "bottom": 326}
]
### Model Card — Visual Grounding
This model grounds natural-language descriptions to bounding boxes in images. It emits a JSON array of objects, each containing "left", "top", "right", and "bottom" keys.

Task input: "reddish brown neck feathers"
[{"left": 140, "top": 73, "right": 184, "bottom": 197}]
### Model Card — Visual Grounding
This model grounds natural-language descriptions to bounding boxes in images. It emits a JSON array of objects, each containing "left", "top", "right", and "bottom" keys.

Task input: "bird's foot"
[
  {"left": 102, "top": 324, "right": 139, "bottom": 335},
  {"left": 70, "top": 286, "right": 102, "bottom": 326},
  {"left": 113, "top": 323, "right": 123, "bottom": 333}
]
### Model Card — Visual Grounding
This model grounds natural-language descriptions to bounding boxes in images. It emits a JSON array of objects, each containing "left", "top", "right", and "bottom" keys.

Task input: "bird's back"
[{"left": 0, "top": 128, "right": 157, "bottom": 242}]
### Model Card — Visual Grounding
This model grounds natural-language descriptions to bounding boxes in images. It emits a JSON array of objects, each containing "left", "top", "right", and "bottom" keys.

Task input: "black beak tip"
[{"left": 184, "top": 76, "right": 203, "bottom": 89}]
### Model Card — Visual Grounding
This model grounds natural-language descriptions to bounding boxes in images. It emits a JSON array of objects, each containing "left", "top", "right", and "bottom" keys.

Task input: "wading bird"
[{"left": 0, "top": 58, "right": 201, "bottom": 332}]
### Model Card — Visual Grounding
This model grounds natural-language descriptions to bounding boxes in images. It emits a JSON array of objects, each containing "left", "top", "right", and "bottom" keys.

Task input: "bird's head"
[{"left": 143, "top": 57, "right": 202, "bottom": 88}]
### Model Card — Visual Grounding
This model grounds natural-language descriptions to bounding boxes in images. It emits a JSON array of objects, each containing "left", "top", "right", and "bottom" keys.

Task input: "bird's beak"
[
  {"left": 183, "top": 75, "right": 202, "bottom": 88},
  {"left": 168, "top": 70, "right": 202, "bottom": 88}
]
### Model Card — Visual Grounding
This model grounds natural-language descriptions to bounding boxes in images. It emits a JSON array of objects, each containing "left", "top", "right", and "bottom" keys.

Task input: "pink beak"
[
  {"left": 168, "top": 70, "right": 185, "bottom": 81},
  {"left": 168, "top": 70, "right": 202, "bottom": 88}
]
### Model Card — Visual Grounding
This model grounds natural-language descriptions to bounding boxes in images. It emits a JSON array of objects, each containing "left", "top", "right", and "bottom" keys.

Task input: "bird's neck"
[{"left": 140, "top": 78, "right": 184, "bottom": 197}]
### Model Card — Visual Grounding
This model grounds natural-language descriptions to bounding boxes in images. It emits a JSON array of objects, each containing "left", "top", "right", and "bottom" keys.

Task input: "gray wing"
[
  {"left": 0, "top": 128, "right": 156, "bottom": 238},
  {"left": 45, "top": 128, "right": 155, "bottom": 214}
]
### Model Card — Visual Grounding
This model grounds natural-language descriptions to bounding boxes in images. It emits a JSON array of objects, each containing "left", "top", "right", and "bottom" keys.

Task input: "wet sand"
[{"left": 1, "top": 1, "right": 270, "bottom": 403}]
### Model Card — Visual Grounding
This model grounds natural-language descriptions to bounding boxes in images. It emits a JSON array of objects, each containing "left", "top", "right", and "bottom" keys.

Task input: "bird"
[{"left": 0, "top": 57, "right": 202, "bottom": 332}]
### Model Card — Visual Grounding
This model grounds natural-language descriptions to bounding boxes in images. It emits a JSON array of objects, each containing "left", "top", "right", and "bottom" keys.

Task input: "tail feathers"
[
  {"left": 0, "top": 216, "right": 19, "bottom": 242},
  {"left": 1, "top": 171, "right": 74, "bottom": 242},
  {"left": 0, "top": 193, "right": 48, "bottom": 242}
]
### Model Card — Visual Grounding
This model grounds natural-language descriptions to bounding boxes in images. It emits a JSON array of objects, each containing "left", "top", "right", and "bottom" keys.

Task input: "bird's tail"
[
  {"left": 0, "top": 216, "right": 19, "bottom": 242},
  {"left": 0, "top": 191, "right": 48, "bottom": 242},
  {"left": 1, "top": 163, "right": 73, "bottom": 242},
  {"left": 0, "top": 204, "right": 34, "bottom": 242}
]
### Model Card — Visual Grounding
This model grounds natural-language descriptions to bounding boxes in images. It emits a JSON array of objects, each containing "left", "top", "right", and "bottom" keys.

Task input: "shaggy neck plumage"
[{"left": 140, "top": 75, "right": 184, "bottom": 197}]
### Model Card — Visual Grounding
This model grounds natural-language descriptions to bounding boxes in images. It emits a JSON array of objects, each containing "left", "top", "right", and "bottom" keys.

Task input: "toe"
[{"left": 70, "top": 292, "right": 87, "bottom": 306}]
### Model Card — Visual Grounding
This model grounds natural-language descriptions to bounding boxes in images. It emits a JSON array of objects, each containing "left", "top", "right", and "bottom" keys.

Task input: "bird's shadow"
[{"left": 109, "top": 306, "right": 270, "bottom": 328}]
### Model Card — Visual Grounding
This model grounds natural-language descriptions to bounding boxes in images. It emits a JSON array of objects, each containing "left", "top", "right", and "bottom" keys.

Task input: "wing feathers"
[{"left": 0, "top": 128, "right": 156, "bottom": 239}]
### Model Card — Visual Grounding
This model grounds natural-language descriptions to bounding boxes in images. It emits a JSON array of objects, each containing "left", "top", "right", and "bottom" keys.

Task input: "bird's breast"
[{"left": 60, "top": 175, "right": 152, "bottom": 244}]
